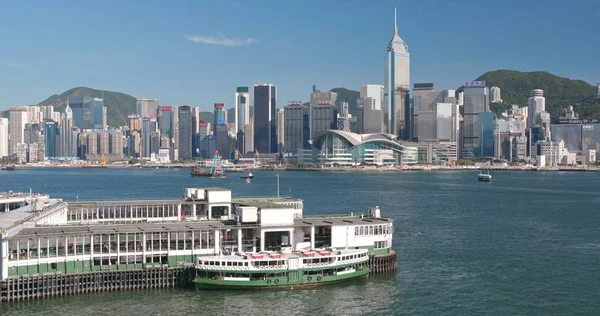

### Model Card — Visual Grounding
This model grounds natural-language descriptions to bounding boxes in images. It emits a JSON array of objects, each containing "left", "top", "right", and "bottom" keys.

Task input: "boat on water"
[
  {"left": 194, "top": 248, "right": 370, "bottom": 290},
  {"left": 478, "top": 170, "right": 492, "bottom": 182},
  {"left": 241, "top": 170, "right": 254, "bottom": 179},
  {"left": 191, "top": 166, "right": 212, "bottom": 177},
  {"left": 209, "top": 150, "right": 226, "bottom": 179},
  {"left": 191, "top": 151, "right": 227, "bottom": 178},
  {"left": 1, "top": 165, "right": 16, "bottom": 171}
]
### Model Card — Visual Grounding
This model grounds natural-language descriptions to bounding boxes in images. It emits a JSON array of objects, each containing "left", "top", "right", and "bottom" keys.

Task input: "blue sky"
[{"left": 0, "top": 0, "right": 598, "bottom": 112}]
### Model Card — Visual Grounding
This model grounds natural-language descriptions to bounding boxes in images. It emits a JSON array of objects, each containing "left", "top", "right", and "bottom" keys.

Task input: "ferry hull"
[{"left": 193, "top": 268, "right": 370, "bottom": 291}]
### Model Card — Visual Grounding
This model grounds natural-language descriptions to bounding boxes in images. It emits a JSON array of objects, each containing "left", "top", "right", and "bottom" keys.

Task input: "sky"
[{"left": 0, "top": 0, "right": 599, "bottom": 112}]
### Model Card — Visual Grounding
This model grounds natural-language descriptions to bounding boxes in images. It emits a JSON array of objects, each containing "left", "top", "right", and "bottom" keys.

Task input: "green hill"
[
  {"left": 465, "top": 70, "right": 600, "bottom": 121},
  {"left": 37, "top": 87, "right": 136, "bottom": 127}
]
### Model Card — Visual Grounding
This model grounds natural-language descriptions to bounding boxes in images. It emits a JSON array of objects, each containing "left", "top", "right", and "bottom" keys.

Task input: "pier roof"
[
  {"left": 9, "top": 215, "right": 392, "bottom": 239},
  {"left": 296, "top": 216, "right": 393, "bottom": 226}
]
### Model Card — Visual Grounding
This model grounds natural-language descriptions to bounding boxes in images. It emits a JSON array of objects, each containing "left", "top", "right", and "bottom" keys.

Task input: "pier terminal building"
[{"left": 0, "top": 188, "right": 396, "bottom": 300}]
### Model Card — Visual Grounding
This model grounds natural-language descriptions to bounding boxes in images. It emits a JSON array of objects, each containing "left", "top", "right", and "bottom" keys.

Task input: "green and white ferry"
[{"left": 194, "top": 248, "right": 370, "bottom": 290}]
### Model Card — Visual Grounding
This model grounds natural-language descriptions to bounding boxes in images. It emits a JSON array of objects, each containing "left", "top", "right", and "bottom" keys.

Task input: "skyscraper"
[
  {"left": 68, "top": 96, "right": 94, "bottom": 130},
  {"left": 596, "top": 83, "right": 600, "bottom": 98},
  {"left": 244, "top": 123, "right": 254, "bottom": 154},
  {"left": 310, "top": 91, "right": 338, "bottom": 140},
  {"left": 462, "top": 81, "right": 490, "bottom": 157},
  {"left": 235, "top": 87, "right": 250, "bottom": 135},
  {"left": 215, "top": 124, "right": 229, "bottom": 159},
  {"left": 357, "top": 98, "right": 383, "bottom": 134},
  {"left": 42, "top": 105, "right": 54, "bottom": 120},
  {"left": 528, "top": 89, "right": 545, "bottom": 129},
  {"left": 44, "top": 120, "right": 58, "bottom": 158},
  {"left": 91, "top": 98, "right": 106, "bottom": 129},
  {"left": 336, "top": 102, "right": 350, "bottom": 132},
  {"left": 384, "top": 8, "right": 410, "bottom": 138},
  {"left": 277, "top": 109, "right": 285, "bottom": 152},
  {"left": 0, "top": 118, "right": 8, "bottom": 158},
  {"left": 360, "top": 84, "right": 384, "bottom": 110},
  {"left": 413, "top": 83, "right": 443, "bottom": 141},
  {"left": 158, "top": 106, "right": 174, "bottom": 139},
  {"left": 178, "top": 105, "right": 193, "bottom": 160},
  {"left": 213, "top": 103, "right": 226, "bottom": 134},
  {"left": 141, "top": 117, "right": 155, "bottom": 158},
  {"left": 254, "top": 84, "right": 277, "bottom": 153},
  {"left": 490, "top": 87, "right": 502, "bottom": 103},
  {"left": 136, "top": 99, "right": 159, "bottom": 119},
  {"left": 478, "top": 112, "right": 495, "bottom": 157},
  {"left": 284, "top": 102, "right": 310, "bottom": 153},
  {"left": 9, "top": 107, "right": 28, "bottom": 155},
  {"left": 198, "top": 122, "right": 211, "bottom": 159}
]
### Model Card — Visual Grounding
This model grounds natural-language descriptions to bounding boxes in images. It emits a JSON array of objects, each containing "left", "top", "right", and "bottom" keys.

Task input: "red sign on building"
[
  {"left": 159, "top": 106, "right": 172, "bottom": 112},
  {"left": 214, "top": 103, "right": 225, "bottom": 108}
]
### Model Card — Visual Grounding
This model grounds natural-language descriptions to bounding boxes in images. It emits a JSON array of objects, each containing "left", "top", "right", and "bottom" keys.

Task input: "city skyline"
[{"left": 1, "top": 0, "right": 599, "bottom": 111}]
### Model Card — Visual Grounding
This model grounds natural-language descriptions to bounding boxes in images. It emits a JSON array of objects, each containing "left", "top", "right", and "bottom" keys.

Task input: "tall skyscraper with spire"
[{"left": 384, "top": 8, "right": 410, "bottom": 138}]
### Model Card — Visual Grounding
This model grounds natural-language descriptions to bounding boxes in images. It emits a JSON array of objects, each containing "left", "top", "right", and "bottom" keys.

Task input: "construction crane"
[{"left": 93, "top": 153, "right": 107, "bottom": 167}]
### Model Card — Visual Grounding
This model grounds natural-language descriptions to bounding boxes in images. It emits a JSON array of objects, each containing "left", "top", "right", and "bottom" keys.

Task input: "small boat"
[
  {"left": 1, "top": 165, "right": 16, "bottom": 171},
  {"left": 478, "top": 170, "right": 492, "bottom": 182},
  {"left": 241, "top": 170, "right": 254, "bottom": 179}
]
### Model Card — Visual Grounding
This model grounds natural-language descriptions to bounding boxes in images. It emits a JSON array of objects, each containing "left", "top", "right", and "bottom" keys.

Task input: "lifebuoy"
[
  {"left": 267, "top": 279, "right": 272, "bottom": 284},
  {"left": 317, "top": 276, "right": 322, "bottom": 281},
  {"left": 307, "top": 276, "right": 312, "bottom": 281},
  {"left": 274, "top": 279, "right": 279, "bottom": 284}
]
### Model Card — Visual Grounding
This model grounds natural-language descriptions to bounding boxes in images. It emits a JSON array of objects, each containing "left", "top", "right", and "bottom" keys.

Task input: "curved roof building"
[{"left": 310, "top": 130, "right": 418, "bottom": 165}]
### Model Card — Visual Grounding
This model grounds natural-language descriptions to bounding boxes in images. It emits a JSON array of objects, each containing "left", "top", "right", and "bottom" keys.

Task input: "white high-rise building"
[
  {"left": 8, "top": 107, "right": 29, "bottom": 155},
  {"left": 0, "top": 118, "right": 8, "bottom": 157},
  {"left": 490, "top": 86, "right": 502, "bottom": 103},
  {"left": 42, "top": 105, "right": 54, "bottom": 120},
  {"left": 235, "top": 87, "right": 250, "bottom": 134},
  {"left": 528, "top": 89, "right": 545, "bottom": 129},
  {"left": 458, "top": 91, "right": 464, "bottom": 106},
  {"left": 384, "top": 8, "right": 410, "bottom": 138},
  {"left": 26, "top": 106, "right": 42, "bottom": 124},
  {"left": 136, "top": 99, "right": 159, "bottom": 118},
  {"left": 360, "top": 84, "right": 384, "bottom": 110}
]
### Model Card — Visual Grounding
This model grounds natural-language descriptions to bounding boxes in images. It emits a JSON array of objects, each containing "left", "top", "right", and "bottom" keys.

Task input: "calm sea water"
[{"left": 1, "top": 168, "right": 599, "bottom": 315}]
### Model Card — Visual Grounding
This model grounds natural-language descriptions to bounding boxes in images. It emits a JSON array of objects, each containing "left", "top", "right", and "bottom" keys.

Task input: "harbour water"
[{"left": 0, "top": 169, "right": 599, "bottom": 315}]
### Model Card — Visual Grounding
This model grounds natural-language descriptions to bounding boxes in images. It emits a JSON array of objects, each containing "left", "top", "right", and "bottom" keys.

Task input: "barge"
[{"left": 0, "top": 188, "right": 396, "bottom": 301}]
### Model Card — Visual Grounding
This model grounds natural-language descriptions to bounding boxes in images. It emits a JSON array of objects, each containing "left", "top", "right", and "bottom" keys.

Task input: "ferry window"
[
  {"left": 359, "top": 227, "right": 364, "bottom": 235},
  {"left": 369, "top": 226, "right": 373, "bottom": 235},
  {"left": 355, "top": 227, "right": 359, "bottom": 235}
]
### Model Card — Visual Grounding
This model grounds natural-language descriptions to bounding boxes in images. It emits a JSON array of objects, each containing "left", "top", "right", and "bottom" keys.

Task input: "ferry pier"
[{"left": 0, "top": 188, "right": 396, "bottom": 301}]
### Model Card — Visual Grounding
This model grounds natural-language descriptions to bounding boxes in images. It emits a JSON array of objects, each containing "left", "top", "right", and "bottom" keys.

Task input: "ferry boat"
[
  {"left": 194, "top": 248, "right": 370, "bottom": 290},
  {"left": 478, "top": 170, "right": 492, "bottom": 182}
]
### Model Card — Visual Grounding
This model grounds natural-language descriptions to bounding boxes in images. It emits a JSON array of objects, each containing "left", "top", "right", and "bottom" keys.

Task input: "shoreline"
[{"left": 3, "top": 165, "right": 600, "bottom": 172}]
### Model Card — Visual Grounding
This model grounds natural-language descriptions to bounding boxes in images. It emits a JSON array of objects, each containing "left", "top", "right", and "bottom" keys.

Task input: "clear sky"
[{"left": 0, "top": 0, "right": 598, "bottom": 112}]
